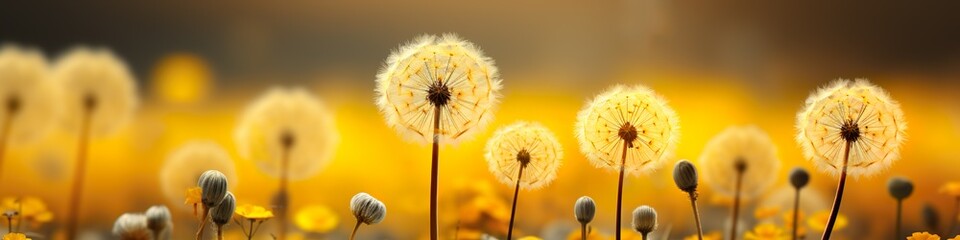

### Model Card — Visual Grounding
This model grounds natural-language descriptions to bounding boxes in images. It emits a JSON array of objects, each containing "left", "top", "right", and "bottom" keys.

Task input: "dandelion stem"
[
  {"left": 0, "top": 111, "right": 13, "bottom": 184},
  {"left": 793, "top": 187, "right": 801, "bottom": 240},
  {"left": 430, "top": 105, "right": 441, "bottom": 240},
  {"left": 821, "top": 141, "right": 851, "bottom": 240},
  {"left": 641, "top": 232, "right": 648, "bottom": 240},
  {"left": 217, "top": 225, "right": 224, "bottom": 240},
  {"left": 196, "top": 206, "right": 210, "bottom": 240},
  {"left": 730, "top": 167, "right": 744, "bottom": 240},
  {"left": 350, "top": 220, "right": 362, "bottom": 240},
  {"left": 895, "top": 199, "right": 902, "bottom": 239},
  {"left": 277, "top": 138, "right": 292, "bottom": 240},
  {"left": 65, "top": 103, "right": 93, "bottom": 239},
  {"left": 688, "top": 191, "right": 704, "bottom": 240},
  {"left": 506, "top": 165, "right": 525, "bottom": 240},
  {"left": 616, "top": 142, "right": 628, "bottom": 240},
  {"left": 6, "top": 216, "right": 11, "bottom": 234},
  {"left": 581, "top": 224, "right": 587, "bottom": 240}
]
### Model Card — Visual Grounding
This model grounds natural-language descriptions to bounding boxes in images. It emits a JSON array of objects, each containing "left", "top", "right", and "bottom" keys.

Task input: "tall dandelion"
[
  {"left": 234, "top": 87, "right": 338, "bottom": 240},
  {"left": 0, "top": 45, "right": 59, "bottom": 183},
  {"left": 53, "top": 47, "right": 138, "bottom": 239},
  {"left": 796, "top": 79, "right": 906, "bottom": 239},
  {"left": 575, "top": 85, "right": 679, "bottom": 239},
  {"left": 375, "top": 33, "right": 502, "bottom": 240},
  {"left": 159, "top": 141, "right": 238, "bottom": 214},
  {"left": 699, "top": 125, "right": 781, "bottom": 240},
  {"left": 484, "top": 121, "right": 563, "bottom": 240}
]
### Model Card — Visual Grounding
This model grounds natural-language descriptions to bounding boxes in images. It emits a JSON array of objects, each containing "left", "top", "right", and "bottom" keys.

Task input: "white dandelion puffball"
[
  {"left": 796, "top": 79, "right": 906, "bottom": 177},
  {"left": 484, "top": 121, "right": 563, "bottom": 190},
  {"left": 159, "top": 141, "right": 238, "bottom": 210},
  {"left": 699, "top": 125, "right": 781, "bottom": 199},
  {"left": 53, "top": 47, "right": 138, "bottom": 137},
  {"left": 375, "top": 34, "right": 502, "bottom": 145},
  {"left": 234, "top": 87, "right": 338, "bottom": 180},
  {"left": 575, "top": 85, "right": 680, "bottom": 176},
  {"left": 0, "top": 44, "right": 60, "bottom": 143}
]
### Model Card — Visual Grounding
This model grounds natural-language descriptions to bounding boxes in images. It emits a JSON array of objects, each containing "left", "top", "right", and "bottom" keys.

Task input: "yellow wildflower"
[
  {"left": 2, "top": 233, "right": 30, "bottom": 240},
  {"left": 184, "top": 187, "right": 202, "bottom": 217},
  {"left": 565, "top": 227, "right": 607, "bottom": 240},
  {"left": 517, "top": 237, "right": 542, "bottom": 240},
  {"left": 684, "top": 231, "right": 722, "bottom": 240},
  {"left": 1, "top": 197, "right": 53, "bottom": 228},
  {"left": 754, "top": 206, "right": 781, "bottom": 219},
  {"left": 908, "top": 232, "right": 941, "bottom": 240},
  {"left": 294, "top": 205, "right": 338, "bottom": 233},
  {"left": 744, "top": 223, "right": 787, "bottom": 240},
  {"left": 940, "top": 182, "right": 960, "bottom": 197},
  {"left": 807, "top": 210, "right": 847, "bottom": 232},
  {"left": 235, "top": 204, "right": 273, "bottom": 220}
]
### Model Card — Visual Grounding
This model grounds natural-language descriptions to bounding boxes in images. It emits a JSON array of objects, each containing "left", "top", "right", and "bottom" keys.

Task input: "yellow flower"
[
  {"left": 940, "top": 182, "right": 960, "bottom": 197},
  {"left": 744, "top": 223, "right": 787, "bottom": 240},
  {"left": 375, "top": 34, "right": 502, "bottom": 145},
  {"left": 184, "top": 187, "right": 202, "bottom": 217},
  {"left": 517, "top": 237, "right": 542, "bottom": 240},
  {"left": 796, "top": 79, "right": 906, "bottom": 177},
  {"left": 484, "top": 121, "right": 563, "bottom": 190},
  {"left": 575, "top": 85, "right": 680, "bottom": 176},
  {"left": 1, "top": 197, "right": 54, "bottom": 228},
  {"left": 2, "top": 233, "right": 30, "bottom": 240},
  {"left": 235, "top": 204, "right": 274, "bottom": 220},
  {"left": 294, "top": 205, "right": 339, "bottom": 233},
  {"left": 907, "top": 232, "right": 941, "bottom": 240},
  {"left": 754, "top": 206, "right": 781, "bottom": 220},
  {"left": 699, "top": 126, "right": 781, "bottom": 199},
  {"left": 807, "top": 210, "right": 847, "bottom": 232},
  {"left": 684, "top": 231, "right": 722, "bottom": 240},
  {"left": 783, "top": 210, "right": 806, "bottom": 233},
  {"left": 947, "top": 235, "right": 960, "bottom": 240}
]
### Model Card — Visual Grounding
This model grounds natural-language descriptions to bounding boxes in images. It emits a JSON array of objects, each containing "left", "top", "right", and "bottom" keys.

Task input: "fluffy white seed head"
[
  {"left": 796, "top": 79, "right": 907, "bottom": 177},
  {"left": 375, "top": 33, "right": 502, "bottom": 145},
  {"left": 575, "top": 85, "right": 680, "bottom": 176},
  {"left": 484, "top": 121, "right": 563, "bottom": 190},
  {"left": 350, "top": 192, "right": 386, "bottom": 225},
  {"left": 53, "top": 47, "right": 138, "bottom": 137},
  {"left": 699, "top": 125, "right": 781, "bottom": 200},
  {"left": 632, "top": 205, "right": 657, "bottom": 234},
  {"left": 198, "top": 170, "right": 228, "bottom": 208},
  {"left": 574, "top": 196, "right": 596, "bottom": 224},
  {"left": 0, "top": 44, "right": 60, "bottom": 144}
]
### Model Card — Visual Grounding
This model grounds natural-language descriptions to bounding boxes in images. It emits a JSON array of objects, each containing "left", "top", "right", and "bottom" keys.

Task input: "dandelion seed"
[
  {"left": 575, "top": 85, "right": 679, "bottom": 239},
  {"left": 889, "top": 177, "right": 914, "bottom": 238},
  {"left": 375, "top": 33, "right": 502, "bottom": 240},
  {"left": 484, "top": 121, "right": 562, "bottom": 240},
  {"left": 0, "top": 45, "right": 59, "bottom": 183},
  {"left": 699, "top": 125, "right": 780, "bottom": 240},
  {"left": 54, "top": 47, "right": 139, "bottom": 239},
  {"left": 112, "top": 213, "right": 151, "bottom": 240},
  {"left": 349, "top": 192, "right": 386, "bottom": 240},
  {"left": 631, "top": 205, "right": 657, "bottom": 240},
  {"left": 796, "top": 79, "right": 906, "bottom": 239},
  {"left": 234, "top": 87, "right": 337, "bottom": 240},
  {"left": 160, "top": 141, "right": 238, "bottom": 213}
]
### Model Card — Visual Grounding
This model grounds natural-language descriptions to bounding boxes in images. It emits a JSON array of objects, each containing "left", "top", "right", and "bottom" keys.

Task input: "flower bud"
[
  {"left": 145, "top": 205, "right": 172, "bottom": 236},
  {"left": 789, "top": 167, "right": 810, "bottom": 189},
  {"left": 113, "top": 213, "right": 151, "bottom": 240},
  {"left": 211, "top": 192, "right": 236, "bottom": 226},
  {"left": 673, "top": 160, "right": 698, "bottom": 193},
  {"left": 351, "top": 192, "right": 386, "bottom": 224},
  {"left": 631, "top": 205, "right": 657, "bottom": 235},
  {"left": 574, "top": 196, "right": 596, "bottom": 224},
  {"left": 198, "top": 170, "right": 228, "bottom": 208},
  {"left": 887, "top": 177, "right": 914, "bottom": 200}
]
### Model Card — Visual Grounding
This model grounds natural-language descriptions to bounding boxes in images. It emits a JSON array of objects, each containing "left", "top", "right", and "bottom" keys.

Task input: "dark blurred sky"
[{"left": 2, "top": 1, "right": 960, "bottom": 87}]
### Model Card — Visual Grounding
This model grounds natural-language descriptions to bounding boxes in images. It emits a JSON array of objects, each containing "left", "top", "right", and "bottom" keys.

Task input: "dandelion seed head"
[
  {"left": 796, "top": 79, "right": 906, "bottom": 177},
  {"left": 0, "top": 44, "right": 60, "bottom": 144},
  {"left": 234, "top": 87, "right": 338, "bottom": 180},
  {"left": 159, "top": 141, "right": 238, "bottom": 211},
  {"left": 350, "top": 192, "right": 386, "bottom": 225},
  {"left": 575, "top": 85, "right": 680, "bottom": 176},
  {"left": 484, "top": 121, "right": 563, "bottom": 190},
  {"left": 53, "top": 47, "right": 138, "bottom": 137},
  {"left": 375, "top": 34, "right": 502, "bottom": 145},
  {"left": 112, "top": 213, "right": 151, "bottom": 240},
  {"left": 699, "top": 125, "right": 781, "bottom": 200}
]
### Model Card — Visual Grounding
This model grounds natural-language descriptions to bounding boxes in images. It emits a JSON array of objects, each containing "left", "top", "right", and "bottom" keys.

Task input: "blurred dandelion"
[
  {"left": 796, "top": 79, "right": 906, "bottom": 239},
  {"left": 235, "top": 204, "right": 274, "bottom": 240},
  {"left": 484, "top": 121, "right": 562, "bottom": 239},
  {"left": 375, "top": 33, "right": 502, "bottom": 240},
  {"left": 112, "top": 213, "right": 150, "bottom": 240},
  {"left": 888, "top": 177, "right": 914, "bottom": 239},
  {"left": 575, "top": 85, "right": 679, "bottom": 239},
  {"left": 53, "top": 47, "right": 138, "bottom": 239},
  {"left": 699, "top": 125, "right": 780, "bottom": 240},
  {"left": 293, "top": 205, "right": 336, "bottom": 234},
  {"left": 234, "top": 87, "right": 337, "bottom": 240},
  {"left": 744, "top": 223, "right": 787, "bottom": 240},
  {"left": 0, "top": 45, "right": 59, "bottom": 182},
  {"left": 160, "top": 141, "right": 238, "bottom": 214},
  {"left": 350, "top": 193, "right": 386, "bottom": 240}
]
